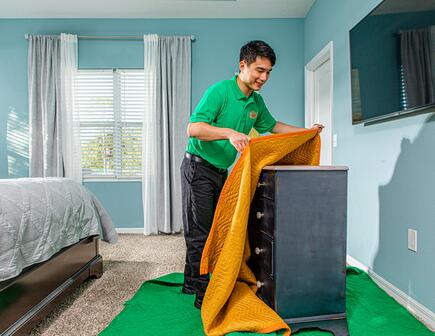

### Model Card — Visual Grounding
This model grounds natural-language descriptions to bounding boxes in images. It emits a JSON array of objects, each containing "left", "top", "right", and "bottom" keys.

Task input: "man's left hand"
[{"left": 311, "top": 123, "right": 324, "bottom": 133}]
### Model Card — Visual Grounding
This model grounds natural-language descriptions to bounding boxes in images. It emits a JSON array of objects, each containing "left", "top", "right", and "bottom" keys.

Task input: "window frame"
[{"left": 76, "top": 68, "right": 144, "bottom": 182}]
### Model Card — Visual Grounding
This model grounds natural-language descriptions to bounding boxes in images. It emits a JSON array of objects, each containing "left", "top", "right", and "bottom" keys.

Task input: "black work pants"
[{"left": 180, "top": 154, "right": 227, "bottom": 299}]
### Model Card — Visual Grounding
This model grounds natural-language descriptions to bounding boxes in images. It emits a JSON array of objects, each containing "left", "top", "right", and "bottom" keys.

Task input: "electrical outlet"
[
  {"left": 408, "top": 229, "right": 417, "bottom": 252},
  {"left": 333, "top": 134, "right": 338, "bottom": 147}
]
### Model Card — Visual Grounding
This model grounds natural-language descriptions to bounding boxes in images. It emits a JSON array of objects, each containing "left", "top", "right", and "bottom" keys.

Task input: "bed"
[{"left": 0, "top": 178, "right": 118, "bottom": 336}]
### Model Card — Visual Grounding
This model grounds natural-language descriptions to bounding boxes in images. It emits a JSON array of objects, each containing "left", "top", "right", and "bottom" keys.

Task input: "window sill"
[{"left": 83, "top": 177, "right": 142, "bottom": 183}]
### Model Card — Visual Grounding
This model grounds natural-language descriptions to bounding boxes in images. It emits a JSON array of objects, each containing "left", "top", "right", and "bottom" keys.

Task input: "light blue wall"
[
  {"left": 85, "top": 181, "right": 143, "bottom": 229},
  {"left": 305, "top": 0, "right": 435, "bottom": 312},
  {"left": 1, "top": 4, "right": 434, "bottom": 315},
  {"left": 0, "top": 18, "right": 305, "bottom": 229}
]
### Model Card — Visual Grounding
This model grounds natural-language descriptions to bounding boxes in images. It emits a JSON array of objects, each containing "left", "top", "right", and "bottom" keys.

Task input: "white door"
[
  {"left": 305, "top": 42, "right": 333, "bottom": 165},
  {"left": 314, "top": 59, "right": 332, "bottom": 165}
]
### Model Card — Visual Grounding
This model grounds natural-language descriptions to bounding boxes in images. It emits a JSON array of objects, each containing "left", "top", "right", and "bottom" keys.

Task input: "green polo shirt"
[{"left": 186, "top": 75, "right": 276, "bottom": 169}]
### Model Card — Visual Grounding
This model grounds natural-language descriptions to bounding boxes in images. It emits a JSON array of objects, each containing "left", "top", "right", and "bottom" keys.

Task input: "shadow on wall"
[
  {"left": 7, "top": 108, "right": 28, "bottom": 178},
  {"left": 374, "top": 113, "right": 435, "bottom": 308}
]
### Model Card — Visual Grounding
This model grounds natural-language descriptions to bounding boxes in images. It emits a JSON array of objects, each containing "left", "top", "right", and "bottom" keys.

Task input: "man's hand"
[
  {"left": 228, "top": 130, "right": 250, "bottom": 153},
  {"left": 188, "top": 122, "right": 250, "bottom": 153},
  {"left": 311, "top": 123, "right": 324, "bottom": 133}
]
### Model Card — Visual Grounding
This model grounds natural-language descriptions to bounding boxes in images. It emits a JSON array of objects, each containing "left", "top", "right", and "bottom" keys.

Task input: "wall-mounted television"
[{"left": 350, "top": 0, "right": 435, "bottom": 125}]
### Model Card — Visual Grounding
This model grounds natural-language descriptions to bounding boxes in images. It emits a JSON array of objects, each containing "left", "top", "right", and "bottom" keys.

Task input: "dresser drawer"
[
  {"left": 257, "top": 172, "right": 275, "bottom": 200},
  {"left": 251, "top": 197, "right": 275, "bottom": 237},
  {"left": 249, "top": 231, "right": 274, "bottom": 279},
  {"left": 255, "top": 269, "right": 275, "bottom": 309}
]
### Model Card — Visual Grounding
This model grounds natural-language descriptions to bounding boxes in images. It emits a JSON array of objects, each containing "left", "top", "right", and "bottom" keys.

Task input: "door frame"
[{"left": 305, "top": 41, "right": 334, "bottom": 163}]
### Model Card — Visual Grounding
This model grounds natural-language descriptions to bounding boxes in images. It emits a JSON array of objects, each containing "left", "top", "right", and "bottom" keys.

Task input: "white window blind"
[{"left": 75, "top": 69, "right": 145, "bottom": 179}]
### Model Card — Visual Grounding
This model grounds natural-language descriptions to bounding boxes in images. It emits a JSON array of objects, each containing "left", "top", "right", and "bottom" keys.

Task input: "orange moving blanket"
[{"left": 200, "top": 130, "right": 321, "bottom": 336}]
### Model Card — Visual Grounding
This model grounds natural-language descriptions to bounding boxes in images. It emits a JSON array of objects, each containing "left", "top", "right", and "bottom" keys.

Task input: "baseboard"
[
  {"left": 346, "top": 255, "right": 369, "bottom": 272},
  {"left": 115, "top": 228, "right": 144, "bottom": 234},
  {"left": 347, "top": 255, "right": 435, "bottom": 331}
]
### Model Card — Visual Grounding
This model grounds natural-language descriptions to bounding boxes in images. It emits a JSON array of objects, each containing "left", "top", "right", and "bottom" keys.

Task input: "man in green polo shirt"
[{"left": 181, "top": 40, "right": 323, "bottom": 309}]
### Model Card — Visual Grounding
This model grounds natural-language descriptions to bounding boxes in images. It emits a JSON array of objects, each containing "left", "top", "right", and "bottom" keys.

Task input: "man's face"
[{"left": 239, "top": 56, "right": 273, "bottom": 91}]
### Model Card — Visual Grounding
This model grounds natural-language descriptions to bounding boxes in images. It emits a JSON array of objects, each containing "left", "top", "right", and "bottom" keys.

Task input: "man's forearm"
[
  {"left": 187, "top": 122, "right": 233, "bottom": 141},
  {"left": 271, "top": 121, "right": 308, "bottom": 134},
  {"left": 188, "top": 122, "right": 251, "bottom": 153}
]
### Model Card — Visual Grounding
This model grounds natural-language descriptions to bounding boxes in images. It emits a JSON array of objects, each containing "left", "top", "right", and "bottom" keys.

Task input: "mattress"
[{"left": 0, "top": 177, "right": 118, "bottom": 282}]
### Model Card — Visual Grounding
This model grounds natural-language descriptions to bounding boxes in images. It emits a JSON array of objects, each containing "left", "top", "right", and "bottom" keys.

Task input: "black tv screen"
[{"left": 350, "top": 0, "right": 435, "bottom": 125}]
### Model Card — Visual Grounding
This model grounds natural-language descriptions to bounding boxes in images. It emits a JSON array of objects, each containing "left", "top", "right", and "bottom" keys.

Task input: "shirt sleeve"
[
  {"left": 253, "top": 95, "right": 276, "bottom": 134},
  {"left": 190, "top": 85, "right": 223, "bottom": 124}
]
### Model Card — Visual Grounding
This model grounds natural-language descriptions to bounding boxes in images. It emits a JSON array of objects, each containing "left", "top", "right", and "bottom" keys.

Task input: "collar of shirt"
[{"left": 232, "top": 75, "right": 255, "bottom": 105}]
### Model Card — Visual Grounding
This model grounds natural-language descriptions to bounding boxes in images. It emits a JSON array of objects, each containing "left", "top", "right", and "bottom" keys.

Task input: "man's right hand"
[
  {"left": 228, "top": 130, "right": 250, "bottom": 153},
  {"left": 188, "top": 122, "right": 250, "bottom": 152}
]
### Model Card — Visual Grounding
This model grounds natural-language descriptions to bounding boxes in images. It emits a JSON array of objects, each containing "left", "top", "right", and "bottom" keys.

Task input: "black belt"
[{"left": 185, "top": 152, "right": 227, "bottom": 174}]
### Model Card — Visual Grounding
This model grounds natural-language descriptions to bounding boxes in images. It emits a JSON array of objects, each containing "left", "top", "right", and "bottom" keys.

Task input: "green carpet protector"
[{"left": 100, "top": 268, "right": 434, "bottom": 336}]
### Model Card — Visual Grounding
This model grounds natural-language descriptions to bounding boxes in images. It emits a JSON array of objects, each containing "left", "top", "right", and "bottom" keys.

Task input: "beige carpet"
[{"left": 30, "top": 234, "right": 186, "bottom": 336}]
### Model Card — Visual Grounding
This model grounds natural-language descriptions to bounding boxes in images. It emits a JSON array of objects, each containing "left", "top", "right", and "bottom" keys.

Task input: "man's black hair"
[{"left": 240, "top": 40, "right": 276, "bottom": 66}]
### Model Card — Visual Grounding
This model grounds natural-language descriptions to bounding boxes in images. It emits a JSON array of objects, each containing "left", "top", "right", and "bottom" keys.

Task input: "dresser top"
[{"left": 263, "top": 165, "right": 348, "bottom": 171}]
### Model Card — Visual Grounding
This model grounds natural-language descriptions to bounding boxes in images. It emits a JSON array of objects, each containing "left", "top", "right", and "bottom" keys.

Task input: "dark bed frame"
[{"left": 0, "top": 235, "right": 103, "bottom": 336}]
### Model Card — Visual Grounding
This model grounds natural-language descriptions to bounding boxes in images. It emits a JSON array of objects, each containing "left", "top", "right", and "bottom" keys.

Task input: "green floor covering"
[{"left": 100, "top": 267, "right": 434, "bottom": 336}]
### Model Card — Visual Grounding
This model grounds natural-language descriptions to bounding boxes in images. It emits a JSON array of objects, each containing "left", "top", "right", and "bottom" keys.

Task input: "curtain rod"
[{"left": 24, "top": 34, "right": 196, "bottom": 41}]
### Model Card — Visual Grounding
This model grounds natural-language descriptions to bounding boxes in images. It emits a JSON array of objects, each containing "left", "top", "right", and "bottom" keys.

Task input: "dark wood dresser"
[{"left": 248, "top": 166, "right": 349, "bottom": 335}]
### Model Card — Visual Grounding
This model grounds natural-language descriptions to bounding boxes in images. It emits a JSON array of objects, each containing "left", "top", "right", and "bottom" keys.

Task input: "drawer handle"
[
  {"left": 256, "top": 280, "right": 264, "bottom": 288},
  {"left": 254, "top": 247, "right": 263, "bottom": 255},
  {"left": 257, "top": 182, "right": 268, "bottom": 188},
  {"left": 256, "top": 212, "right": 264, "bottom": 219}
]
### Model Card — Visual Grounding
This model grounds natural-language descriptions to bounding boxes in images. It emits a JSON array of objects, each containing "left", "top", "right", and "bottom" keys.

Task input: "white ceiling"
[
  {"left": 373, "top": 0, "right": 435, "bottom": 15},
  {"left": 0, "top": 0, "right": 316, "bottom": 19}
]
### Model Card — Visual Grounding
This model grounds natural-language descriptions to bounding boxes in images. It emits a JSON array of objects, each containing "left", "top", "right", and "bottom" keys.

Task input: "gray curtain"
[
  {"left": 430, "top": 26, "right": 435, "bottom": 87},
  {"left": 28, "top": 35, "right": 62, "bottom": 177},
  {"left": 400, "top": 28, "right": 435, "bottom": 107},
  {"left": 142, "top": 35, "right": 191, "bottom": 235}
]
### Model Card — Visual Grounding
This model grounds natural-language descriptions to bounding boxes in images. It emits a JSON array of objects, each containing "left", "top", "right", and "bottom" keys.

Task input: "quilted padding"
[{"left": 200, "top": 130, "right": 321, "bottom": 336}]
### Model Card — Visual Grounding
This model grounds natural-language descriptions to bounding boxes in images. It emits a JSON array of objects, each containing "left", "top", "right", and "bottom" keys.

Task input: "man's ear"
[{"left": 239, "top": 60, "right": 246, "bottom": 73}]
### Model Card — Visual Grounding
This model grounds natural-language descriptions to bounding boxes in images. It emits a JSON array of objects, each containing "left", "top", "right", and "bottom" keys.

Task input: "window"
[{"left": 75, "top": 69, "right": 144, "bottom": 179}]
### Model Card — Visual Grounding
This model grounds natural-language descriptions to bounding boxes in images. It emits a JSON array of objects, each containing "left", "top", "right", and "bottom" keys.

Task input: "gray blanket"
[{"left": 0, "top": 178, "right": 118, "bottom": 282}]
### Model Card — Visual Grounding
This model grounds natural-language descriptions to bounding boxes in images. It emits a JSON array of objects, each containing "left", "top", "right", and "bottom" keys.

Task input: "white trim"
[
  {"left": 304, "top": 41, "right": 334, "bottom": 163},
  {"left": 305, "top": 41, "right": 333, "bottom": 72},
  {"left": 346, "top": 254, "right": 369, "bottom": 272},
  {"left": 347, "top": 255, "right": 435, "bottom": 331},
  {"left": 304, "top": 67, "right": 315, "bottom": 128},
  {"left": 84, "top": 178, "right": 141, "bottom": 183},
  {"left": 116, "top": 228, "right": 144, "bottom": 234},
  {"left": 305, "top": 42, "right": 334, "bottom": 127}
]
